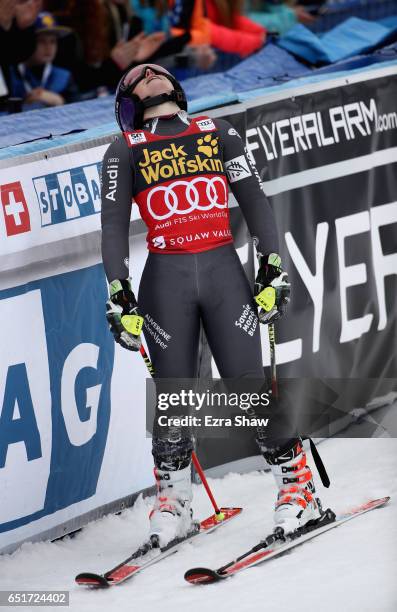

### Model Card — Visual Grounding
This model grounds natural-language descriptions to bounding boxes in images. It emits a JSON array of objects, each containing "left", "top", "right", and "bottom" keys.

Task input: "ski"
[
  {"left": 75, "top": 506, "right": 242, "bottom": 587},
  {"left": 184, "top": 496, "right": 390, "bottom": 585}
]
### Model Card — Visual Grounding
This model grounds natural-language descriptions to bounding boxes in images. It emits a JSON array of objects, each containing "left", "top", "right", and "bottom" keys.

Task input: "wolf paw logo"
[{"left": 197, "top": 134, "right": 219, "bottom": 158}]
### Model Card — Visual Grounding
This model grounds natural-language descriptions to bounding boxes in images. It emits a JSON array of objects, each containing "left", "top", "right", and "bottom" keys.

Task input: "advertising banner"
[
  {"left": 197, "top": 72, "right": 397, "bottom": 468},
  {"left": 243, "top": 75, "right": 397, "bottom": 379},
  {"left": 0, "top": 260, "right": 154, "bottom": 552},
  {"left": 0, "top": 145, "right": 107, "bottom": 259}
]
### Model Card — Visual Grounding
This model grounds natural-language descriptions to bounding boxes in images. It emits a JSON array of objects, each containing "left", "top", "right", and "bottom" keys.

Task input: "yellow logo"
[
  {"left": 140, "top": 143, "right": 186, "bottom": 167},
  {"left": 42, "top": 14, "right": 55, "bottom": 27},
  {"left": 138, "top": 138, "right": 223, "bottom": 185},
  {"left": 197, "top": 135, "right": 219, "bottom": 158}
]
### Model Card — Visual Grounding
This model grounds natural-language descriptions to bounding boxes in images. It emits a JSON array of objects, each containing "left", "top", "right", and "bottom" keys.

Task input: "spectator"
[
  {"left": 130, "top": 0, "right": 169, "bottom": 34},
  {"left": 0, "top": 0, "right": 42, "bottom": 97},
  {"left": 205, "top": 0, "right": 266, "bottom": 57},
  {"left": 9, "top": 12, "right": 78, "bottom": 109},
  {"left": 247, "top": 0, "right": 315, "bottom": 36},
  {"left": 44, "top": 0, "right": 169, "bottom": 95},
  {"left": 132, "top": 0, "right": 216, "bottom": 70},
  {"left": 168, "top": 0, "right": 264, "bottom": 59},
  {"left": 169, "top": 0, "right": 210, "bottom": 44}
]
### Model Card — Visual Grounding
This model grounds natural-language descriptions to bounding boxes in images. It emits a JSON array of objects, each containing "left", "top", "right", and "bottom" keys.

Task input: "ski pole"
[
  {"left": 254, "top": 287, "right": 278, "bottom": 398},
  {"left": 139, "top": 344, "right": 225, "bottom": 520},
  {"left": 139, "top": 344, "right": 155, "bottom": 376},
  {"left": 191, "top": 452, "right": 224, "bottom": 521},
  {"left": 268, "top": 323, "right": 278, "bottom": 399}
]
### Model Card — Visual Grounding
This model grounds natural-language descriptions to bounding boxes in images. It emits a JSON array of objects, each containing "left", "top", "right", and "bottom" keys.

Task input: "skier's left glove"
[
  {"left": 254, "top": 253, "right": 290, "bottom": 324},
  {"left": 106, "top": 278, "right": 144, "bottom": 351}
]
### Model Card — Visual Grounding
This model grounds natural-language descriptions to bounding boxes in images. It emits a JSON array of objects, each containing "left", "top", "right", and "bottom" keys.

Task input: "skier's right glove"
[{"left": 106, "top": 278, "right": 144, "bottom": 351}]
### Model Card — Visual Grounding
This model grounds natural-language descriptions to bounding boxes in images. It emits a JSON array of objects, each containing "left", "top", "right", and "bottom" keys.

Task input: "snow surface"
[{"left": 1, "top": 438, "right": 396, "bottom": 612}]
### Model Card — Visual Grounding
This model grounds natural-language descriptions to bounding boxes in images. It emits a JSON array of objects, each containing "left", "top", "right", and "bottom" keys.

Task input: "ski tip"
[
  {"left": 370, "top": 496, "right": 390, "bottom": 508},
  {"left": 184, "top": 567, "right": 227, "bottom": 585},
  {"left": 75, "top": 572, "right": 110, "bottom": 588}
]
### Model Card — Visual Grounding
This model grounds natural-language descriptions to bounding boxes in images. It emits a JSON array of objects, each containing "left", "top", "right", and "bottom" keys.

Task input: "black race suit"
[{"left": 101, "top": 111, "right": 286, "bottom": 465}]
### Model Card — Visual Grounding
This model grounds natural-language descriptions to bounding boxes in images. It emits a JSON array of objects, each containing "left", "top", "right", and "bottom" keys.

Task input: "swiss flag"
[{"left": 0, "top": 182, "right": 31, "bottom": 236}]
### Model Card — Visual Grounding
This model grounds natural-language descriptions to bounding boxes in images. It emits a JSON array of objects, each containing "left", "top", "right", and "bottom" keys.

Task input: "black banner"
[{"left": 197, "top": 72, "right": 397, "bottom": 469}]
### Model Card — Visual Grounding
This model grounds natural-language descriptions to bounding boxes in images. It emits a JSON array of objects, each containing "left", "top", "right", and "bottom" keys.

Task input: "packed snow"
[{"left": 1, "top": 438, "right": 396, "bottom": 612}]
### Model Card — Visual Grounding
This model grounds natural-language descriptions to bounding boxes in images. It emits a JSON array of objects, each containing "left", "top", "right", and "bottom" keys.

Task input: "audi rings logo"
[{"left": 147, "top": 177, "right": 227, "bottom": 221}]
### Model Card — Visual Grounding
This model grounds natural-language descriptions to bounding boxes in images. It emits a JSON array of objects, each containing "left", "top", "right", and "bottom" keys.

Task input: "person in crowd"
[
  {"left": 9, "top": 11, "right": 78, "bottom": 109},
  {"left": 205, "top": 0, "right": 266, "bottom": 57},
  {"left": 43, "top": 0, "right": 185, "bottom": 95},
  {"left": 0, "top": 0, "right": 42, "bottom": 98},
  {"left": 130, "top": 0, "right": 169, "bottom": 34},
  {"left": 132, "top": 0, "right": 217, "bottom": 70},
  {"left": 169, "top": 0, "right": 265, "bottom": 59},
  {"left": 247, "top": 0, "right": 315, "bottom": 36}
]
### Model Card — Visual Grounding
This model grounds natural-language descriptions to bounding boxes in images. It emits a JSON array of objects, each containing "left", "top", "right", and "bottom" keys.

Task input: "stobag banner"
[
  {"left": 0, "top": 146, "right": 104, "bottom": 258},
  {"left": 0, "top": 132, "right": 154, "bottom": 551},
  {"left": 0, "top": 260, "right": 154, "bottom": 553}
]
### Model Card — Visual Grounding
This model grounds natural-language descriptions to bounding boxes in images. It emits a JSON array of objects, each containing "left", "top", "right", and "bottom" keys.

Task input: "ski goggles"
[
  {"left": 115, "top": 63, "right": 184, "bottom": 132},
  {"left": 121, "top": 64, "right": 173, "bottom": 94}
]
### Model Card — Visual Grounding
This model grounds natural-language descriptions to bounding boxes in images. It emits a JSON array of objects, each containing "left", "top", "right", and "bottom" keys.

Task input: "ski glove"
[
  {"left": 106, "top": 279, "right": 144, "bottom": 351},
  {"left": 254, "top": 253, "right": 290, "bottom": 324}
]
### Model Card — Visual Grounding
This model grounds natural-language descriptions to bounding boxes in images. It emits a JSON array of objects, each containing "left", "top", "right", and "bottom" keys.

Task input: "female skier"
[{"left": 101, "top": 64, "right": 322, "bottom": 544}]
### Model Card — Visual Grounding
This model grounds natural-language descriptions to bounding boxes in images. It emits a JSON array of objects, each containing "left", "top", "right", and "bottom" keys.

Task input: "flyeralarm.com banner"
[
  {"left": 197, "top": 73, "right": 397, "bottom": 467},
  {"left": 243, "top": 75, "right": 397, "bottom": 380}
]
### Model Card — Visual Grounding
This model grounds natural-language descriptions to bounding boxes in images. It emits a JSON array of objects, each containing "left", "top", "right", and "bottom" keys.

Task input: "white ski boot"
[
  {"left": 265, "top": 438, "right": 322, "bottom": 534},
  {"left": 149, "top": 464, "right": 196, "bottom": 547}
]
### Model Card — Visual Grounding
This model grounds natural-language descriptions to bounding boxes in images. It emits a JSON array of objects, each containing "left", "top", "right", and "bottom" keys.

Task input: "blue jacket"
[{"left": 10, "top": 63, "right": 72, "bottom": 99}]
